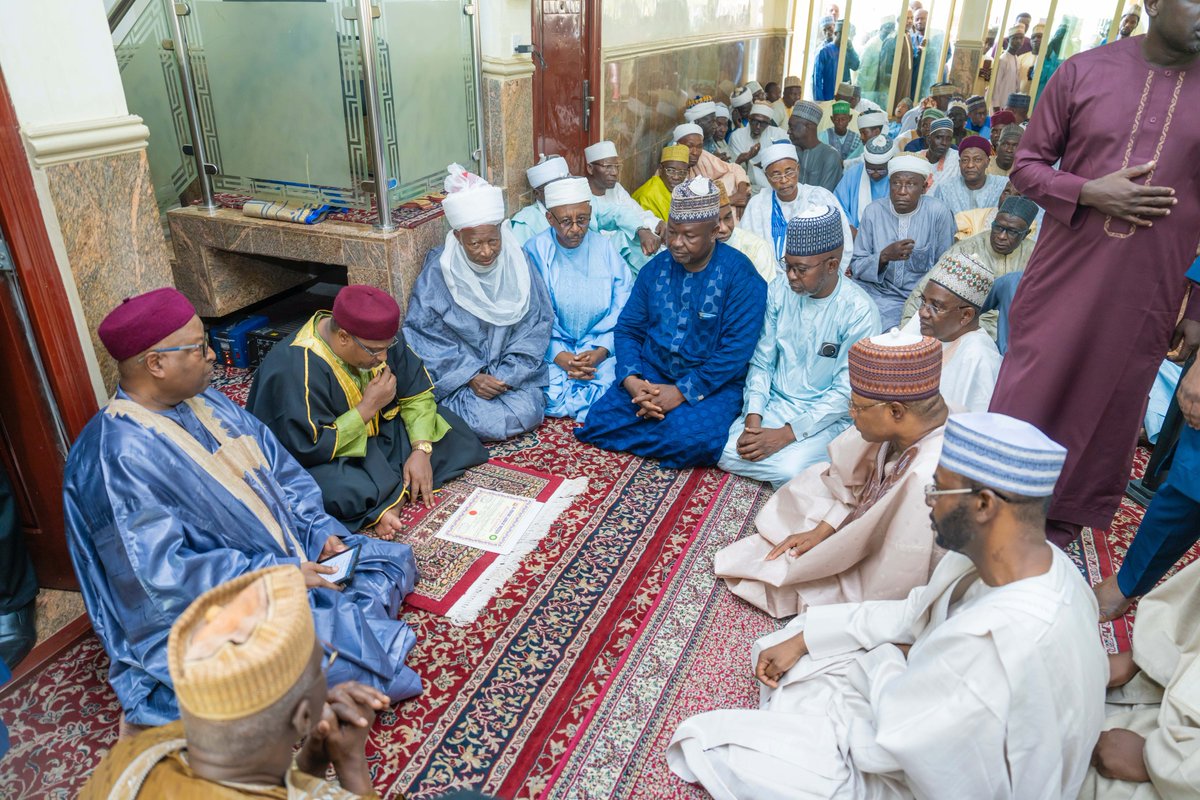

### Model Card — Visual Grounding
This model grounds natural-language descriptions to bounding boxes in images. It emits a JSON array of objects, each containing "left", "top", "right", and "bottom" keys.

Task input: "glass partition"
[
  {"left": 913, "top": 0, "right": 955, "bottom": 102},
  {"left": 376, "top": 0, "right": 481, "bottom": 203},
  {"left": 804, "top": 1, "right": 856, "bottom": 101},
  {"left": 114, "top": 0, "right": 196, "bottom": 215},
  {"left": 114, "top": 0, "right": 482, "bottom": 216}
]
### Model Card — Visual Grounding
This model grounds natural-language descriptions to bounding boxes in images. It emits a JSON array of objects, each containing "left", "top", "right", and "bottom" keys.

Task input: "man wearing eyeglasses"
[
  {"left": 248, "top": 284, "right": 488, "bottom": 537},
  {"left": 718, "top": 206, "right": 880, "bottom": 487},
  {"left": 633, "top": 144, "right": 692, "bottom": 223},
  {"left": 81, "top": 566, "right": 387, "bottom": 798},
  {"left": 674, "top": 412, "right": 1107, "bottom": 800},
  {"left": 903, "top": 195, "right": 1039, "bottom": 351},
  {"left": 64, "top": 288, "right": 425, "bottom": 733},
  {"left": 899, "top": 253, "right": 1002, "bottom": 413}
]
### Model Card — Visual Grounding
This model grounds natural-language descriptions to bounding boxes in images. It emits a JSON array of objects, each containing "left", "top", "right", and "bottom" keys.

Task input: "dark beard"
[{"left": 933, "top": 502, "right": 976, "bottom": 552}]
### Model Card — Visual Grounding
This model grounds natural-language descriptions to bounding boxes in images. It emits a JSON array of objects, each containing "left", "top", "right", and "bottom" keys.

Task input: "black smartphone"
[{"left": 317, "top": 544, "right": 361, "bottom": 585}]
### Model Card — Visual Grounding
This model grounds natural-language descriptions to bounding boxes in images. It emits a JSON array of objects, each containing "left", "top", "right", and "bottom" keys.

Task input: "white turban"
[
  {"left": 526, "top": 155, "right": 570, "bottom": 189},
  {"left": 543, "top": 176, "right": 593, "bottom": 209},
  {"left": 714, "top": 103, "right": 731, "bottom": 120},
  {"left": 888, "top": 154, "right": 934, "bottom": 177},
  {"left": 441, "top": 163, "right": 505, "bottom": 231},
  {"left": 760, "top": 142, "right": 799, "bottom": 169},
  {"left": 673, "top": 123, "right": 704, "bottom": 142},
  {"left": 684, "top": 101, "right": 717, "bottom": 121},
  {"left": 749, "top": 103, "right": 776, "bottom": 120},
  {"left": 584, "top": 141, "right": 618, "bottom": 163},
  {"left": 857, "top": 110, "right": 889, "bottom": 129},
  {"left": 730, "top": 87, "right": 753, "bottom": 108}
]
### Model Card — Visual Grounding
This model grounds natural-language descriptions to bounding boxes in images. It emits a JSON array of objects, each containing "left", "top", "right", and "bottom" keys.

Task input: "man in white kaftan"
[
  {"left": 728, "top": 103, "right": 787, "bottom": 192},
  {"left": 584, "top": 140, "right": 663, "bottom": 275},
  {"left": 715, "top": 184, "right": 777, "bottom": 284},
  {"left": 719, "top": 206, "right": 880, "bottom": 487},
  {"left": 899, "top": 253, "right": 1001, "bottom": 412},
  {"left": 673, "top": 412, "right": 1108, "bottom": 800},
  {"left": 1081, "top": 554, "right": 1200, "bottom": 800},
  {"left": 741, "top": 142, "right": 853, "bottom": 274}
]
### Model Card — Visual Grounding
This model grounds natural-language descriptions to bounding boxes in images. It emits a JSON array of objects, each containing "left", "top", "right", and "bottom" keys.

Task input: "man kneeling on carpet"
[
  {"left": 64, "top": 289, "right": 422, "bottom": 733},
  {"left": 670, "top": 413, "right": 1107, "bottom": 799},
  {"left": 82, "top": 566, "right": 387, "bottom": 799},
  {"left": 714, "top": 330, "right": 948, "bottom": 617},
  {"left": 247, "top": 284, "right": 488, "bottom": 536}
]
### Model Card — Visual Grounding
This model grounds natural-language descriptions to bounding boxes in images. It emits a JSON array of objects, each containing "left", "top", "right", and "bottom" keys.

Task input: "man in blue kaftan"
[
  {"left": 834, "top": 135, "right": 896, "bottom": 232},
  {"left": 404, "top": 168, "right": 553, "bottom": 441},
  {"left": 63, "top": 288, "right": 421, "bottom": 728},
  {"left": 719, "top": 206, "right": 880, "bottom": 487},
  {"left": 508, "top": 154, "right": 660, "bottom": 266},
  {"left": 525, "top": 176, "right": 634, "bottom": 424},
  {"left": 576, "top": 177, "right": 767, "bottom": 468}
]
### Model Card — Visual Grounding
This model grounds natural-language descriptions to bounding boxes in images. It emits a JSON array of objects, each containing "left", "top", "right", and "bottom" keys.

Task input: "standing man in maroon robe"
[{"left": 991, "top": 0, "right": 1200, "bottom": 547}]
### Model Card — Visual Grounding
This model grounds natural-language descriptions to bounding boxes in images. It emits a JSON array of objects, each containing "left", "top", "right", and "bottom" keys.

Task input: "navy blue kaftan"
[{"left": 576, "top": 242, "right": 767, "bottom": 467}]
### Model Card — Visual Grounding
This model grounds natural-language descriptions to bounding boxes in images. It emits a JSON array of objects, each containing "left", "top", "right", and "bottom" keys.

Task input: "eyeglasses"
[
  {"left": 766, "top": 168, "right": 799, "bottom": 182},
  {"left": 780, "top": 258, "right": 823, "bottom": 275},
  {"left": 662, "top": 166, "right": 689, "bottom": 179},
  {"left": 849, "top": 398, "right": 889, "bottom": 415},
  {"left": 924, "top": 484, "right": 1014, "bottom": 505},
  {"left": 350, "top": 333, "right": 397, "bottom": 358},
  {"left": 137, "top": 340, "right": 209, "bottom": 363},
  {"left": 554, "top": 215, "right": 591, "bottom": 231},
  {"left": 918, "top": 296, "right": 972, "bottom": 316},
  {"left": 593, "top": 161, "right": 622, "bottom": 170},
  {"left": 990, "top": 223, "right": 1028, "bottom": 238}
]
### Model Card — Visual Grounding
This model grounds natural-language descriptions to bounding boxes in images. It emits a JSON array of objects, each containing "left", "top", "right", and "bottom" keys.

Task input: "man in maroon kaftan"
[{"left": 992, "top": 18, "right": 1200, "bottom": 546}]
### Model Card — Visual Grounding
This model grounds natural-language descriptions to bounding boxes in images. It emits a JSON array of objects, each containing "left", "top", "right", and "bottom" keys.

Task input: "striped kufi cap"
[
  {"left": 966, "top": 95, "right": 987, "bottom": 112},
  {"left": 169, "top": 566, "right": 314, "bottom": 721},
  {"left": 848, "top": 329, "right": 941, "bottom": 401},
  {"left": 928, "top": 252, "right": 994, "bottom": 308},
  {"left": 793, "top": 101, "right": 824, "bottom": 125},
  {"left": 940, "top": 412, "right": 1067, "bottom": 496},
  {"left": 669, "top": 176, "right": 720, "bottom": 222},
  {"left": 929, "top": 118, "right": 955, "bottom": 134}
]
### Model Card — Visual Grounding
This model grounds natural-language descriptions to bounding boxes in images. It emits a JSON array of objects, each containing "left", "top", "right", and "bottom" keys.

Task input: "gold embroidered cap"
[{"left": 168, "top": 565, "right": 315, "bottom": 721}]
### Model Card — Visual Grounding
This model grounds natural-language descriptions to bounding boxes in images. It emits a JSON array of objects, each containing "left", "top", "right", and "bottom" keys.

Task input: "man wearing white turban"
[{"left": 403, "top": 166, "right": 554, "bottom": 441}]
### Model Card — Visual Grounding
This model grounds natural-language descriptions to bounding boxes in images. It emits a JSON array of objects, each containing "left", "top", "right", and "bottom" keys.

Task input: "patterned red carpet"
[
  {"left": 1, "top": 366, "right": 1194, "bottom": 798},
  {"left": 0, "top": 411, "right": 723, "bottom": 799}
]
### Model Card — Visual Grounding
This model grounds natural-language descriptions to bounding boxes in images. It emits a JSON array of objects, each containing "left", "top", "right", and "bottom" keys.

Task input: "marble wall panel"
[
  {"left": 949, "top": 43, "right": 984, "bottom": 97},
  {"left": 42, "top": 149, "right": 174, "bottom": 392},
  {"left": 482, "top": 73, "right": 535, "bottom": 217},
  {"left": 603, "top": 35, "right": 788, "bottom": 191}
]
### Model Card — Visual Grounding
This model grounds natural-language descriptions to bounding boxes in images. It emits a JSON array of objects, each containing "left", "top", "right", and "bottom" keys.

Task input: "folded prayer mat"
[{"left": 241, "top": 198, "right": 333, "bottom": 225}]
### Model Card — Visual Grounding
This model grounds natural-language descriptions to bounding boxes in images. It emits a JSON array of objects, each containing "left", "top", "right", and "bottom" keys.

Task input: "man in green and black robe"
[{"left": 248, "top": 284, "right": 487, "bottom": 535}]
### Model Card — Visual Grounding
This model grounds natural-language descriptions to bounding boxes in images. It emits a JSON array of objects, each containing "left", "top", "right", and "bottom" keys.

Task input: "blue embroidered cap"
[
  {"left": 785, "top": 205, "right": 844, "bottom": 256},
  {"left": 940, "top": 412, "right": 1067, "bottom": 497}
]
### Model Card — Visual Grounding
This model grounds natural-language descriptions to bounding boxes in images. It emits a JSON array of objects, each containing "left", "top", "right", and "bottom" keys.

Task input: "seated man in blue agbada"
[
  {"left": 64, "top": 288, "right": 422, "bottom": 730},
  {"left": 576, "top": 177, "right": 767, "bottom": 468}
]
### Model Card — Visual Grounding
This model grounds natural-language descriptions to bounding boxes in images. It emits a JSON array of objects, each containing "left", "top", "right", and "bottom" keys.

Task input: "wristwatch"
[{"left": 413, "top": 440, "right": 433, "bottom": 455}]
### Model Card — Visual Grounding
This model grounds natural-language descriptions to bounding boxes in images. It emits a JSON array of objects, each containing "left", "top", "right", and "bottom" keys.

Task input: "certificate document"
[{"left": 434, "top": 488, "right": 539, "bottom": 554}]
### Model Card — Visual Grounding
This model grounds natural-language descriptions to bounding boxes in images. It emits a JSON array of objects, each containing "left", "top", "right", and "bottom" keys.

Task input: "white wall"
[
  {"left": 0, "top": 0, "right": 138, "bottom": 403},
  {"left": 478, "top": 0, "right": 533, "bottom": 65},
  {"left": 603, "top": 0, "right": 792, "bottom": 51},
  {"left": 0, "top": 0, "right": 129, "bottom": 128}
]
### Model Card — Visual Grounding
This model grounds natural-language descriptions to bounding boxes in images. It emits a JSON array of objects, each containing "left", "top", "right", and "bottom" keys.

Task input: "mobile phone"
[{"left": 317, "top": 544, "right": 361, "bottom": 585}]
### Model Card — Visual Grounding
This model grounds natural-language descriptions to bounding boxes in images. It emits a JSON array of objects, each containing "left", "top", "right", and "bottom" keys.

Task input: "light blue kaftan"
[
  {"left": 932, "top": 174, "right": 1009, "bottom": 216},
  {"left": 403, "top": 246, "right": 553, "bottom": 441},
  {"left": 62, "top": 387, "right": 422, "bottom": 727},
  {"left": 850, "top": 195, "right": 957, "bottom": 328},
  {"left": 719, "top": 276, "right": 881, "bottom": 487},
  {"left": 576, "top": 242, "right": 768, "bottom": 468},
  {"left": 834, "top": 161, "right": 890, "bottom": 230},
  {"left": 525, "top": 228, "right": 633, "bottom": 423},
  {"left": 509, "top": 196, "right": 654, "bottom": 274}
]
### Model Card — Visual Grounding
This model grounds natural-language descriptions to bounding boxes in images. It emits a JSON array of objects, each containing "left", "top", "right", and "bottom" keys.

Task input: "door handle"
[{"left": 583, "top": 79, "right": 594, "bottom": 132}]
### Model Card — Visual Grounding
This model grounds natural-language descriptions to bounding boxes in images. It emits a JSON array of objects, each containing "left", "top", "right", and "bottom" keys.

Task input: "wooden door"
[
  {"left": 532, "top": 0, "right": 600, "bottom": 175},
  {"left": 0, "top": 69, "right": 101, "bottom": 589}
]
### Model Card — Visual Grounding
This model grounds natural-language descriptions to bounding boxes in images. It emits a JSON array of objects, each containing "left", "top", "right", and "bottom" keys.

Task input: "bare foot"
[
  {"left": 1094, "top": 575, "right": 1133, "bottom": 622},
  {"left": 1108, "top": 650, "right": 1139, "bottom": 689},
  {"left": 371, "top": 508, "right": 404, "bottom": 538}
]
